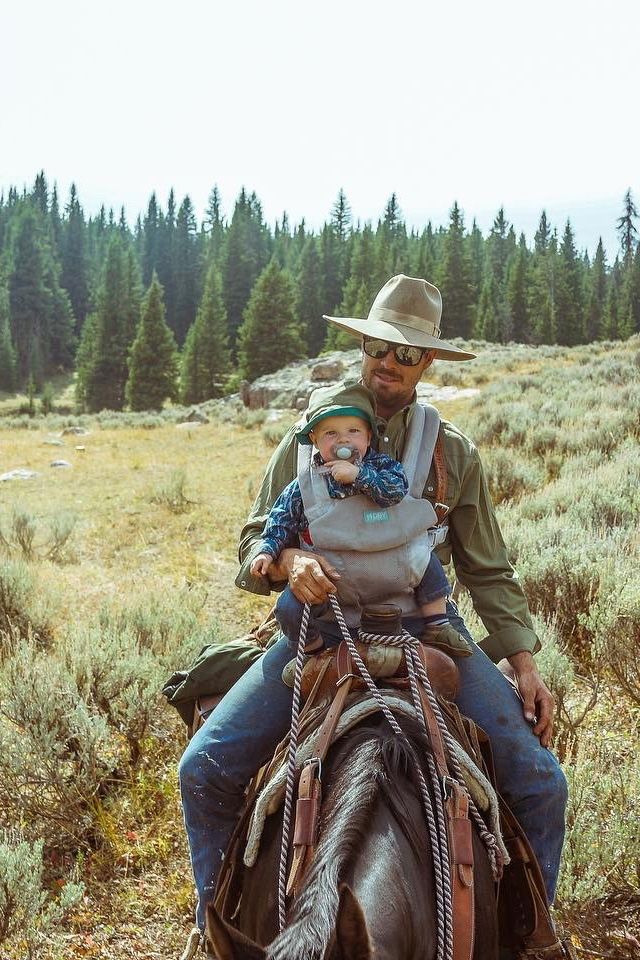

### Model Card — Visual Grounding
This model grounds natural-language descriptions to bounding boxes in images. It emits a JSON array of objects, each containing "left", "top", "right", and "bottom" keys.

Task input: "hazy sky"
[{"left": 2, "top": 0, "right": 638, "bottom": 257}]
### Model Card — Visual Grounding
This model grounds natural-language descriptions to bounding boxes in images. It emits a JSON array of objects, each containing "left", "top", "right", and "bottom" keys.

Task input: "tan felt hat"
[{"left": 324, "top": 274, "right": 476, "bottom": 361}]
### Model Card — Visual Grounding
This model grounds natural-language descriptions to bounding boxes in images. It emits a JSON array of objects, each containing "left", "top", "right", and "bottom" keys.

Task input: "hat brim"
[
  {"left": 323, "top": 315, "right": 476, "bottom": 361},
  {"left": 295, "top": 404, "right": 375, "bottom": 445}
]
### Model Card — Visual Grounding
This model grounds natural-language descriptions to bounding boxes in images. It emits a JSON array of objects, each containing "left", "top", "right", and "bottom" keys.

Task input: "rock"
[
  {"left": 50, "top": 460, "right": 72, "bottom": 468},
  {"left": 295, "top": 397, "right": 308, "bottom": 411},
  {"left": 43, "top": 438, "right": 64, "bottom": 446},
  {"left": 176, "top": 421, "right": 201, "bottom": 430},
  {"left": 0, "top": 468, "right": 39, "bottom": 482},
  {"left": 311, "top": 359, "right": 345, "bottom": 381},
  {"left": 60, "top": 426, "right": 89, "bottom": 436},
  {"left": 75, "top": 445, "right": 86, "bottom": 451}
]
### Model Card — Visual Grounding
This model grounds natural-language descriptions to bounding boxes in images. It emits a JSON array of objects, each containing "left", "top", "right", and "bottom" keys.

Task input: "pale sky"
[{"left": 2, "top": 0, "right": 638, "bottom": 258}]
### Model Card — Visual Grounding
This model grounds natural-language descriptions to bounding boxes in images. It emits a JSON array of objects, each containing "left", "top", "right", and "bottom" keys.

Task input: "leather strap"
[
  {"left": 286, "top": 642, "right": 355, "bottom": 896},
  {"left": 447, "top": 782, "right": 475, "bottom": 960},
  {"left": 433, "top": 432, "right": 450, "bottom": 524},
  {"left": 287, "top": 759, "right": 322, "bottom": 896}
]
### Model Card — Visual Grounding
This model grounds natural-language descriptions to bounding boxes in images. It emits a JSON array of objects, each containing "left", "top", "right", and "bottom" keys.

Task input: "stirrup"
[{"left": 517, "top": 938, "right": 578, "bottom": 960}]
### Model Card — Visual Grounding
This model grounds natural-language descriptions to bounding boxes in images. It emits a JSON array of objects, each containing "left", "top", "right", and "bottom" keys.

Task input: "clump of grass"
[
  {"left": 0, "top": 508, "right": 76, "bottom": 563},
  {"left": 149, "top": 469, "right": 193, "bottom": 513},
  {"left": 0, "top": 560, "right": 56, "bottom": 656}
]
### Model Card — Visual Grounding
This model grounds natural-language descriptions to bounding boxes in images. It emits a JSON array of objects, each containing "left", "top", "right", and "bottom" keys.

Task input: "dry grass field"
[{"left": 0, "top": 338, "right": 638, "bottom": 958}]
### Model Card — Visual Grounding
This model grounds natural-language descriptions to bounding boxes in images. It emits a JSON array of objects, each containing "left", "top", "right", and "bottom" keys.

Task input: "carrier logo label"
[{"left": 363, "top": 509, "right": 390, "bottom": 524}]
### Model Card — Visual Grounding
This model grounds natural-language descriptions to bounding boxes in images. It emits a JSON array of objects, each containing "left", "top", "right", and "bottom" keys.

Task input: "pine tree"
[
  {"left": 616, "top": 189, "right": 638, "bottom": 264},
  {"left": 555, "top": 221, "right": 585, "bottom": 345},
  {"left": 475, "top": 269, "right": 501, "bottom": 341},
  {"left": 6, "top": 202, "right": 75, "bottom": 385},
  {"left": 173, "top": 195, "right": 200, "bottom": 345},
  {"left": 585, "top": 239, "right": 607, "bottom": 341},
  {"left": 237, "top": 260, "right": 305, "bottom": 380},
  {"left": 534, "top": 211, "right": 551, "bottom": 254},
  {"left": 78, "top": 236, "right": 139, "bottom": 411},
  {"left": 223, "top": 189, "right": 271, "bottom": 350},
  {"left": 619, "top": 243, "right": 640, "bottom": 338},
  {"left": 295, "top": 238, "right": 325, "bottom": 355},
  {"left": 61, "top": 184, "right": 89, "bottom": 331},
  {"left": 602, "top": 260, "right": 621, "bottom": 339},
  {"left": 126, "top": 275, "right": 179, "bottom": 411},
  {"left": 505, "top": 237, "right": 530, "bottom": 341},
  {"left": 142, "top": 193, "right": 161, "bottom": 286},
  {"left": 0, "top": 276, "right": 17, "bottom": 390},
  {"left": 438, "top": 202, "right": 473, "bottom": 338},
  {"left": 331, "top": 189, "right": 351, "bottom": 243},
  {"left": 180, "top": 261, "right": 231, "bottom": 403},
  {"left": 204, "top": 185, "right": 225, "bottom": 264},
  {"left": 325, "top": 225, "right": 378, "bottom": 350}
]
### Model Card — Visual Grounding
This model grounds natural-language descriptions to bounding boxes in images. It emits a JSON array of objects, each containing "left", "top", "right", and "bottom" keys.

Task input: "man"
[{"left": 179, "top": 274, "right": 567, "bottom": 952}]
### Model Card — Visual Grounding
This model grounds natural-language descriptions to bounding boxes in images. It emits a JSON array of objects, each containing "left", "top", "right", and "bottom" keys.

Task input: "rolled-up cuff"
[
  {"left": 235, "top": 544, "right": 284, "bottom": 596},
  {"left": 477, "top": 625, "right": 541, "bottom": 663}
]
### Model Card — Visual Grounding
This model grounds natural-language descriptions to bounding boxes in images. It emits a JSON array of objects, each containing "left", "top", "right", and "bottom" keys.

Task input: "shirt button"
[
  {"left": 240, "top": 579, "right": 247, "bottom": 586},
  {"left": 384, "top": 436, "right": 389, "bottom": 442},
  {"left": 427, "top": 485, "right": 434, "bottom": 492}
]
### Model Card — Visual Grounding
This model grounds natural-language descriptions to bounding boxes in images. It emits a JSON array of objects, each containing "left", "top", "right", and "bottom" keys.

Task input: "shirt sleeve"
[
  {"left": 352, "top": 452, "right": 409, "bottom": 507},
  {"left": 446, "top": 437, "right": 540, "bottom": 663},
  {"left": 258, "top": 480, "right": 305, "bottom": 559},
  {"left": 236, "top": 423, "right": 299, "bottom": 595}
]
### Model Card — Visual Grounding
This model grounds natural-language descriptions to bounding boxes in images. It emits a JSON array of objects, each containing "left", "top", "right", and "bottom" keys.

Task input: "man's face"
[
  {"left": 361, "top": 342, "right": 436, "bottom": 415},
  {"left": 309, "top": 414, "right": 371, "bottom": 462}
]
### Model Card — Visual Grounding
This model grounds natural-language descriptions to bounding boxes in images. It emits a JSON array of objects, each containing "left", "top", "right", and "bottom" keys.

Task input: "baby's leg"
[{"left": 415, "top": 554, "right": 471, "bottom": 657}]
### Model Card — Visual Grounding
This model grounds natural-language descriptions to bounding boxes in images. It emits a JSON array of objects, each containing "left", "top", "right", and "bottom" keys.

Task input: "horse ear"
[
  {"left": 205, "top": 903, "right": 266, "bottom": 960},
  {"left": 328, "top": 884, "right": 372, "bottom": 960}
]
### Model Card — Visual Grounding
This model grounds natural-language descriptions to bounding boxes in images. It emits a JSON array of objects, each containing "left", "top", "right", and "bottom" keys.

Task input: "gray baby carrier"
[{"left": 297, "top": 403, "right": 448, "bottom": 626}]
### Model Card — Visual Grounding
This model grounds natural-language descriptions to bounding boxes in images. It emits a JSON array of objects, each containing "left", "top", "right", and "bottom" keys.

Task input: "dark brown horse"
[{"left": 206, "top": 715, "right": 499, "bottom": 959}]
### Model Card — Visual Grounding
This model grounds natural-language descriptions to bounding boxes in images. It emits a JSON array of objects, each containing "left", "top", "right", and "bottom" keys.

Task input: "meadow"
[{"left": 0, "top": 336, "right": 638, "bottom": 959}]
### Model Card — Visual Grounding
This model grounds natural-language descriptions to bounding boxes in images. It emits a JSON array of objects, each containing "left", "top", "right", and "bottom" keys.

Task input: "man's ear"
[{"left": 423, "top": 349, "right": 437, "bottom": 370}]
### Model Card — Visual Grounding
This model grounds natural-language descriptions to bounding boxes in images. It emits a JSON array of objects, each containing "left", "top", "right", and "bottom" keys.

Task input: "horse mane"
[{"left": 266, "top": 717, "right": 431, "bottom": 960}]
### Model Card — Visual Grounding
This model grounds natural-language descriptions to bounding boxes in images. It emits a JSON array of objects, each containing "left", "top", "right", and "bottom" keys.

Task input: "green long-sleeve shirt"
[{"left": 236, "top": 399, "right": 540, "bottom": 663}]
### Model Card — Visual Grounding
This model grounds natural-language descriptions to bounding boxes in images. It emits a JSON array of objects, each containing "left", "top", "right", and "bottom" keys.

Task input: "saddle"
[{"left": 212, "top": 621, "right": 575, "bottom": 960}]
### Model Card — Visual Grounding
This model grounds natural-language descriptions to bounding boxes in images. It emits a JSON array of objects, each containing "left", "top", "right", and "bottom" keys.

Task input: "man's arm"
[
  {"left": 444, "top": 428, "right": 554, "bottom": 744},
  {"left": 236, "top": 423, "right": 339, "bottom": 601},
  {"left": 445, "top": 431, "right": 540, "bottom": 663}
]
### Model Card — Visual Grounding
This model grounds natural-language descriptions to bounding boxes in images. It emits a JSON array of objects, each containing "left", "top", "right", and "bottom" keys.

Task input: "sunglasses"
[{"left": 362, "top": 338, "right": 428, "bottom": 367}]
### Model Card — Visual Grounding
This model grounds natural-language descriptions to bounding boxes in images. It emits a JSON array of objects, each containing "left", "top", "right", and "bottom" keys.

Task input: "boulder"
[
  {"left": 60, "top": 426, "right": 89, "bottom": 436},
  {"left": 311, "top": 359, "right": 345, "bottom": 381},
  {"left": 50, "top": 460, "right": 72, "bottom": 468},
  {"left": 180, "top": 409, "right": 210, "bottom": 424},
  {"left": 0, "top": 468, "right": 39, "bottom": 482}
]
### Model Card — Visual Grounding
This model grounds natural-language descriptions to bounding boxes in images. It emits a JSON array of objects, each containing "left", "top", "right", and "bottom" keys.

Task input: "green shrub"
[
  {"left": 483, "top": 448, "right": 543, "bottom": 503},
  {"left": 0, "top": 508, "right": 76, "bottom": 563},
  {"left": 262, "top": 421, "right": 290, "bottom": 447},
  {"left": 0, "top": 646, "right": 117, "bottom": 847},
  {"left": 0, "top": 561, "right": 55, "bottom": 655},
  {"left": 0, "top": 834, "right": 84, "bottom": 958}
]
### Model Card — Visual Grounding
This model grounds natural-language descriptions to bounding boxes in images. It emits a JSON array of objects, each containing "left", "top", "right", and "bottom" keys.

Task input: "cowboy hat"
[{"left": 324, "top": 274, "right": 476, "bottom": 361}]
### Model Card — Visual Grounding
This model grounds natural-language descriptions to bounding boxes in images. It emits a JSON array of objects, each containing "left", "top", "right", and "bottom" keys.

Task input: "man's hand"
[
  {"left": 250, "top": 553, "right": 273, "bottom": 577},
  {"left": 325, "top": 460, "right": 360, "bottom": 484},
  {"left": 505, "top": 651, "right": 555, "bottom": 748},
  {"left": 269, "top": 547, "right": 340, "bottom": 604}
]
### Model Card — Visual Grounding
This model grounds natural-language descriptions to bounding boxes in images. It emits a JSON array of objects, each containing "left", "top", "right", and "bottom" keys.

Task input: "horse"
[{"left": 205, "top": 713, "right": 499, "bottom": 960}]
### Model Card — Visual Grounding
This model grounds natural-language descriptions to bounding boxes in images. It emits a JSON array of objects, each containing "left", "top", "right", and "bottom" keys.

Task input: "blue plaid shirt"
[{"left": 257, "top": 449, "right": 408, "bottom": 559}]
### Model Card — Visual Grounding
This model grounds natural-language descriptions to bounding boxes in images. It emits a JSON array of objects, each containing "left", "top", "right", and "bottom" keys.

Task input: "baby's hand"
[
  {"left": 326, "top": 460, "right": 360, "bottom": 484},
  {"left": 251, "top": 553, "right": 273, "bottom": 577}
]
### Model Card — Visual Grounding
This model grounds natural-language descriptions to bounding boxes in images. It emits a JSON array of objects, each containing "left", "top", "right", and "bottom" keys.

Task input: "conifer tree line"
[{"left": 0, "top": 172, "right": 638, "bottom": 411}]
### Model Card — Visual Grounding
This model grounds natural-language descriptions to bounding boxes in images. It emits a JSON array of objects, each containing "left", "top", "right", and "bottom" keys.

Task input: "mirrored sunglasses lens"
[
  {"left": 364, "top": 339, "right": 391, "bottom": 359},
  {"left": 395, "top": 345, "right": 424, "bottom": 366}
]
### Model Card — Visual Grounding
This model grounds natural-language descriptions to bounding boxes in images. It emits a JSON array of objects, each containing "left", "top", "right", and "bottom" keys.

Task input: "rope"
[
  {"left": 277, "top": 596, "right": 507, "bottom": 960},
  {"left": 277, "top": 601, "right": 312, "bottom": 931}
]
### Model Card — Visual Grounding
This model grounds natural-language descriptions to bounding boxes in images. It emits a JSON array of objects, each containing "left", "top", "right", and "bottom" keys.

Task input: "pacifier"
[{"left": 317, "top": 442, "right": 361, "bottom": 474}]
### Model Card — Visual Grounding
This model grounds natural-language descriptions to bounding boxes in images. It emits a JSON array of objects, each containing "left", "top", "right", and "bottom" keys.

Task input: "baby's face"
[{"left": 309, "top": 414, "right": 371, "bottom": 462}]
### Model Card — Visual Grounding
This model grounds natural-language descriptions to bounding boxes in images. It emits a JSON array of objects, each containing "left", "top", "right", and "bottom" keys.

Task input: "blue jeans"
[
  {"left": 276, "top": 552, "right": 452, "bottom": 648},
  {"left": 178, "top": 602, "right": 567, "bottom": 929}
]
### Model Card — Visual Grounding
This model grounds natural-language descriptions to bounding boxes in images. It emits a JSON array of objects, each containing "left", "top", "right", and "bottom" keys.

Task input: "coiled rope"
[{"left": 277, "top": 596, "right": 505, "bottom": 960}]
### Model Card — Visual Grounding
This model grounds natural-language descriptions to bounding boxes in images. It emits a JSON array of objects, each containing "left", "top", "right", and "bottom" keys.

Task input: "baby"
[{"left": 250, "top": 383, "right": 462, "bottom": 651}]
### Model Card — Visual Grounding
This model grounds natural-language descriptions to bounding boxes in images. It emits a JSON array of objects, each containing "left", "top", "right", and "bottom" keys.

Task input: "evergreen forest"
[{"left": 0, "top": 173, "right": 639, "bottom": 411}]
